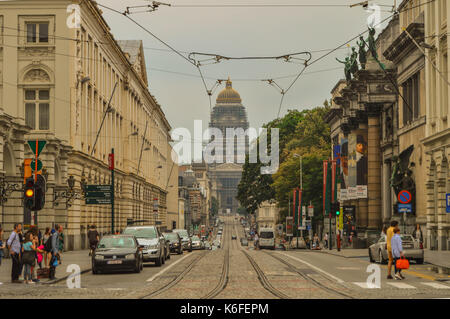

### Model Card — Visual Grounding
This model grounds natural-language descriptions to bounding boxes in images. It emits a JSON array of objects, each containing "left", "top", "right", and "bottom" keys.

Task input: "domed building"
[{"left": 208, "top": 78, "right": 249, "bottom": 215}]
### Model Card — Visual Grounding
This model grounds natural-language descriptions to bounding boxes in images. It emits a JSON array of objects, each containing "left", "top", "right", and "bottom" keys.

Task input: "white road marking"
[
  {"left": 421, "top": 282, "right": 450, "bottom": 289},
  {"left": 387, "top": 282, "right": 416, "bottom": 289},
  {"left": 353, "top": 282, "right": 380, "bottom": 289},
  {"left": 146, "top": 253, "right": 193, "bottom": 282},
  {"left": 279, "top": 252, "right": 345, "bottom": 283}
]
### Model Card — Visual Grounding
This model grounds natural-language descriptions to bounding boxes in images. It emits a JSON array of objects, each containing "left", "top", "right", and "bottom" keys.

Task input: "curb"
[{"left": 41, "top": 267, "right": 91, "bottom": 285}]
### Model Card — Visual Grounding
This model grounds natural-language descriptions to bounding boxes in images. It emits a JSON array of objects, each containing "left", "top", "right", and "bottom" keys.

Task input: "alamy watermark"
[
  {"left": 66, "top": 4, "right": 81, "bottom": 29},
  {"left": 366, "top": 3, "right": 382, "bottom": 29},
  {"left": 171, "top": 120, "right": 279, "bottom": 174},
  {"left": 66, "top": 264, "right": 81, "bottom": 289}
]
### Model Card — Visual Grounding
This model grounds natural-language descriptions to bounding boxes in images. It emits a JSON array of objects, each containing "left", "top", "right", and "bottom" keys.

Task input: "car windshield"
[
  {"left": 192, "top": 236, "right": 200, "bottom": 241},
  {"left": 260, "top": 232, "right": 274, "bottom": 239},
  {"left": 97, "top": 236, "right": 135, "bottom": 249},
  {"left": 123, "top": 227, "right": 157, "bottom": 239},
  {"left": 401, "top": 235, "right": 414, "bottom": 242},
  {"left": 164, "top": 233, "right": 178, "bottom": 240},
  {"left": 174, "top": 230, "right": 188, "bottom": 238}
]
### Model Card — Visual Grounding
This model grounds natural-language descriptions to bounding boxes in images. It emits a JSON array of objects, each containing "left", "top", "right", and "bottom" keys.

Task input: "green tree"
[{"left": 211, "top": 196, "right": 219, "bottom": 215}]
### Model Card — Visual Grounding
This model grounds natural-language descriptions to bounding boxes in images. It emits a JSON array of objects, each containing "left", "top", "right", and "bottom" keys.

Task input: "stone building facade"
[
  {"left": 208, "top": 79, "right": 249, "bottom": 215},
  {"left": 0, "top": 0, "right": 177, "bottom": 250}
]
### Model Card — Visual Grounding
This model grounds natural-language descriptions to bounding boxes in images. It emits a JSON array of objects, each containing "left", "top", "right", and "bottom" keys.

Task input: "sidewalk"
[
  {"left": 318, "top": 248, "right": 450, "bottom": 268},
  {"left": 0, "top": 249, "right": 91, "bottom": 285}
]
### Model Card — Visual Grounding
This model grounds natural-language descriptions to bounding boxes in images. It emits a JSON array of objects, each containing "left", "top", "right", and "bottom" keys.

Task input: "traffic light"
[
  {"left": 24, "top": 177, "right": 35, "bottom": 210},
  {"left": 332, "top": 202, "right": 340, "bottom": 216},
  {"left": 33, "top": 175, "right": 46, "bottom": 211}
]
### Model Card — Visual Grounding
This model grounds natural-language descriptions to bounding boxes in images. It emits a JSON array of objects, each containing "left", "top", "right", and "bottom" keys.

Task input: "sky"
[{"left": 97, "top": 0, "right": 397, "bottom": 136}]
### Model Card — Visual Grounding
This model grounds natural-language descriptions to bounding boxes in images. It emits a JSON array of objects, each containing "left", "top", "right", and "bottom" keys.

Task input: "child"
[{"left": 22, "top": 232, "right": 36, "bottom": 284}]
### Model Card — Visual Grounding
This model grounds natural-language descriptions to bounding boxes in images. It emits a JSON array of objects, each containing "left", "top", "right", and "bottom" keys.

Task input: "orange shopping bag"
[{"left": 396, "top": 257, "right": 409, "bottom": 270}]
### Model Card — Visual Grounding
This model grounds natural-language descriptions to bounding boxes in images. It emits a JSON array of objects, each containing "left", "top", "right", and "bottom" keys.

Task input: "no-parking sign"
[{"left": 398, "top": 190, "right": 412, "bottom": 204}]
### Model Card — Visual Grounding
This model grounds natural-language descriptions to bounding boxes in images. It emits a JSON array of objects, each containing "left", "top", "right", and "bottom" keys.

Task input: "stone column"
[
  {"left": 382, "top": 159, "right": 392, "bottom": 225},
  {"left": 367, "top": 106, "right": 382, "bottom": 230}
]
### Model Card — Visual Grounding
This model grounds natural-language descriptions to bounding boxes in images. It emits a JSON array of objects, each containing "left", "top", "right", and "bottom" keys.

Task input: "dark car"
[
  {"left": 231, "top": 235, "right": 237, "bottom": 240},
  {"left": 123, "top": 226, "right": 166, "bottom": 266},
  {"left": 92, "top": 235, "right": 143, "bottom": 274},
  {"left": 173, "top": 229, "right": 192, "bottom": 252},
  {"left": 163, "top": 232, "right": 183, "bottom": 254}
]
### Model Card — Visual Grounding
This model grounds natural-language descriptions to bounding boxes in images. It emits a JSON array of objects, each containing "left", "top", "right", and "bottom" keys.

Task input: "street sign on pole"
[
  {"left": 27, "top": 140, "right": 47, "bottom": 157},
  {"left": 398, "top": 190, "right": 412, "bottom": 204},
  {"left": 86, "top": 198, "right": 112, "bottom": 205},
  {"left": 447, "top": 194, "right": 450, "bottom": 213},
  {"left": 286, "top": 217, "right": 293, "bottom": 237},
  {"left": 398, "top": 204, "right": 412, "bottom": 213}
]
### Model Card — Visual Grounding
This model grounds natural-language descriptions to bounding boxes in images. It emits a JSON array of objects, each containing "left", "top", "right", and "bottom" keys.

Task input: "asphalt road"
[{"left": 0, "top": 216, "right": 449, "bottom": 299}]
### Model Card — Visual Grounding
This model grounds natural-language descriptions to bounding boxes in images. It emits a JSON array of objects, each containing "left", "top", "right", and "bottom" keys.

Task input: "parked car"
[
  {"left": 163, "top": 232, "right": 183, "bottom": 254},
  {"left": 92, "top": 235, "right": 143, "bottom": 274},
  {"left": 123, "top": 226, "right": 166, "bottom": 266},
  {"left": 191, "top": 235, "right": 204, "bottom": 250},
  {"left": 240, "top": 238, "right": 248, "bottom": 246},
  {"left": 173, "top": 229, "right": 192, "bottom": 252},
  {"left": 369, "top": 234, "right": 424, "bottom": 264},
  {"left": 213, "top": 239, "right": 221, "bottom": 248},
  {"left": 204, "top": 242, "right": 212, "bottom": 250}
]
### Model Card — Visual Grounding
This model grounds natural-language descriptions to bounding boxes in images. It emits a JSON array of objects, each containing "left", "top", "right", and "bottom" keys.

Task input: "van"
[{"left": 258, "top": 228, "right": 275, "bottom": 250}]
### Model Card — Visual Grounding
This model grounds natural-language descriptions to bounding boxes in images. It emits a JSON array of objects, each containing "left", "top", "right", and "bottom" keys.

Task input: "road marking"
[
  {"left": 353, "top": 282, "right": 380, "bottom": 289},
  {"left": 387, "top": 282, "right": 416, "bottom": 289},
  {"left": 336, "top": 267, "right": 362, "bottom": 270},
  {"left": 403, "top": 269, "right": 436, "bottom": 281},
  {"left": 421, "top": 282, "right": 450, "bottom": 289},
  {"left": 146, "top": 253, "right": 194, "bottom": 282},
  {"left": 279, "top": 252, "right": 345, "bottom": 283}
]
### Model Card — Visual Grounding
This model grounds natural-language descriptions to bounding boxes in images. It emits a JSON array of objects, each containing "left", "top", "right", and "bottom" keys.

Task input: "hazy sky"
[{"left": 98, "top": 0, "right": 396, "bottom": 135}]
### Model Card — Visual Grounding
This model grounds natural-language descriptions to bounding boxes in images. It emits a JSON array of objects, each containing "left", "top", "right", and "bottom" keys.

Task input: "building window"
[
  {"left": 26, "top": 22, "right": 49, "bottom": 43},
  {"left": 402, "top": 73, "right": 420, "bottom": 125},
  {"left": 25, "top": 89, "right": 50, "bottom": 130}
]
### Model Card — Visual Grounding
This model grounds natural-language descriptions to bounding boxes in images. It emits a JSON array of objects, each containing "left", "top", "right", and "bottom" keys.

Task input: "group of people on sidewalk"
[{"left": 1, "top": 223, "right": 64, "bottom": 284}]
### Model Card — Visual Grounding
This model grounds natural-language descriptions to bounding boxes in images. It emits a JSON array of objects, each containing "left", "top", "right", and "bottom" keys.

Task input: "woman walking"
[
  {"left": 43, "top": 227, "right": 51, "bottom": 267},
  {"left": 391, "top": 228, "right": 405, "bottom": 280}
]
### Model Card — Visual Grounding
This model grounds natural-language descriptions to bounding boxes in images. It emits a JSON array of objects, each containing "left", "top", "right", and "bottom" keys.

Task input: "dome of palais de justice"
[{"left": 216, "top": 78, "right": 242, "bottom": 104}]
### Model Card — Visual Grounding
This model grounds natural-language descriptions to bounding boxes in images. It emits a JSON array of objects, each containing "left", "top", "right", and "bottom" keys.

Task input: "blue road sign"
[
  {"left": 398, "top": 190, "right": 412, "bottom": 204},
  {"left": 398, "top": 204, "right": 412, "bottom": 213},
  {"left": 446, "top": 194, "right": 450, "bottom": 213}
]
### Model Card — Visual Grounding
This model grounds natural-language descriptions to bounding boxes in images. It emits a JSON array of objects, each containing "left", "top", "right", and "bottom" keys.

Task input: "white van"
[{"left": 258, "top": 228, "right": 275, "bottom": 250}]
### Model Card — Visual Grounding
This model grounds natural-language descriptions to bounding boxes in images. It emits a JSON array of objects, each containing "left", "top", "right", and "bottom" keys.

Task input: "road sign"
[
  {"left": 27, "top": 140, "right": 47, "bottom": 157},
  {"left": 85, "top": 185, "right": 111, "bottom": 192},
  {"left": 86, "top": 198, "right": 112, "bottom": 205},
  {"left": 398, "top": 203, "right": 412, "bottom": 213},
  {"left": 398, "top": 190, "right": 412, "bottom": 204},
  {"left": 85, "top": 191, "right": 111, "bottom": 198},
  {"left": 308, "top": 205, "right": 314, "bottom": 217},
  {"left": 447, "top": 194, "right": 450, "bottom": 213},
  {"left": 286, "top": 217, "right": 293, "bottom": 237},
  {"left": 30, "top": 159, "right": 43, "bottom": 172}
]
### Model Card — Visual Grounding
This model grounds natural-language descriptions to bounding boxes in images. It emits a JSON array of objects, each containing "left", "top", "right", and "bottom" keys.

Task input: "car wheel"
[
  {"left": 162, "top": 252, "right": 166, "bottom": 264},
  {"left": 369, "top": 249, "right": 375, "bottom": 263},
  {"left": 416, "top": 258, "right": 424, "bottom": 264}
]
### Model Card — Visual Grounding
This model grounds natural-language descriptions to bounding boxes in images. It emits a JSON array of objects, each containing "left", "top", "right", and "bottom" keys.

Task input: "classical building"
[
  {"left": 191, "top": 161, "right": 212, "bottom": 227},
  {"left": 325, "top": 0, "right": 449, "bottom": 250},
  {"left": 180, "top": 168, "right": 207, "bottom": 233},
  {"left": 0, "top": 0, "right": 177, "bottom": 250},
  {"left": 208, "top": 78, "right": 249, "bottom": 215},
  {"left": 422, "top": 0, "right": 450, "bottom": 250}
]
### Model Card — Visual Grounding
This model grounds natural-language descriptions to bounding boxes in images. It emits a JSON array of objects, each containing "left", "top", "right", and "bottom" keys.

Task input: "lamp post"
[{"left": 293, "top": 153, "right": 303, "bottom": 243}]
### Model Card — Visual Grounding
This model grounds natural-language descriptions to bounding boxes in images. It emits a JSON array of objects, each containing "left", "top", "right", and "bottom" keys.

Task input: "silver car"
[
  {"left": 191, "top": 235, "right": 204, "bottom": 250},
  {"left": 369, "top": 234, "right": 424, "bottom": 264},
  {"left": 123, "top": 226, "right": 166, "bottom": 266}
]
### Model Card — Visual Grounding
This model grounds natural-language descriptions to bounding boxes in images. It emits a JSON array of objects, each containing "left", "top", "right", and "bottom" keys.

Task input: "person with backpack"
[
  {"left": 49, "top": 225, "right": 62, "bottom": 280},
  {"left": 88, "top": 225, "right": 99, "bottom": 256},
  {"left": 7, "top": 223, "right": 23, "bottom": 283}
]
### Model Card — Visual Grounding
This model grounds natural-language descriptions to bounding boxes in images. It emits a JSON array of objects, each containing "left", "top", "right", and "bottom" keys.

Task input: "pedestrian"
[
  {"left": 0, "top": 227, "right": 5, "bottom": 266},
  {"left": 313, "top": 233, "right": 320, "bottom": 249},
  {"left": 88, "top": 225, "right": 99, "bottom": 256},
  {"left": 391, "top": 227, "right": 405, "bottom": 280},
  {"left": 386, "top": 220, "right": 399, "bottom": 280},
  {"left": 324, "top": 232, "right": 328, "bottom": 248},
  {"left": 254, "top": 232, "right": 259, "bottom": 250},
  {"left": 381, "top": 225, "right": 387, "bottom": 237},
  {"left": 412, "top": 224, "right": 423, "bottom": 243},
  {"left": 58, "top": 228, "right": 64, "bottom": 253},
  {"left": 49, "top": 225, "right": 62, "bottom": 280},
  {"left": 43, "top": 227, "right": 51, "bottom": 267},
  {"left": 7, "top": 223, "right": 23, "bottom": 283},
  {"left": 22, "top": 232, "right": 36, "bottom": 284}
]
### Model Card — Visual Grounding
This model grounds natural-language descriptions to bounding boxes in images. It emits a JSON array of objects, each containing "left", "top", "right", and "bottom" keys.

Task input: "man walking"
[
  {"left": 88, "top": 225, "right": 99, "bottom": 256},
  {"left": 7, "top": 223, "right": 23, "bottom": 283},
  {"left": 386, "top": 220, "right": 399, "bottom": 280},
  {"left": 49, "top": 224, "right": 62, "bottom": 280}
]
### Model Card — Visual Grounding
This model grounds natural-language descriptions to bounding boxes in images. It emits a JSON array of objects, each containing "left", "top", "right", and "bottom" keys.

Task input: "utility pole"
[
  {"left": 110, "top": 149, "right": 115, "bottom": 234},
  {"left": 137, "top": 120, "right": 148, "bottom": 176}
]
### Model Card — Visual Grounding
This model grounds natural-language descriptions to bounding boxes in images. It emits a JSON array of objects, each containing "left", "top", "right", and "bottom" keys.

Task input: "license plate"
[{"left": 107, "top": 260, "right": 122, "bottom": 265}]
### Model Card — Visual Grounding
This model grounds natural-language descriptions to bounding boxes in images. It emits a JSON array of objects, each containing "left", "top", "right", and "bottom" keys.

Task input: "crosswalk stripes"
[
  {"left": 421, "top": 282, "right": 450, "bottom": 289},
  {"left": 352, "top": 281, "right": 450, "bottom": 289},
  {"left": 386, "top": 282, "right": 416, "bottom": 289}
]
